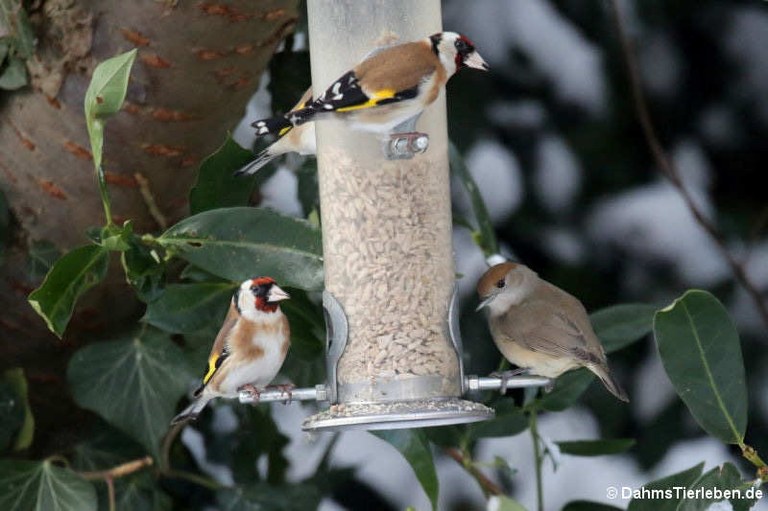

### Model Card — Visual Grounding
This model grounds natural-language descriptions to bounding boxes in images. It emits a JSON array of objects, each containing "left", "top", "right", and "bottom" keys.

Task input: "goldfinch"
[
  {"left": 247, "top": 31, "right": 487, "bottom": 159},
  {"left": 477, "top": 263, "right": 629, "bottom": 402},
  {"left": 171, "top": 277, "right": 291, "bottom": 424},
  {"left": 236, "top": 88, "right": 317, "bottom": 176}
]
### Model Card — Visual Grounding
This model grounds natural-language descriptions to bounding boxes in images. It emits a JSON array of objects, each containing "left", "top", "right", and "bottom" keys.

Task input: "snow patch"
[{"left": 533, "top": 134, "right": 582, "bottom": 214}]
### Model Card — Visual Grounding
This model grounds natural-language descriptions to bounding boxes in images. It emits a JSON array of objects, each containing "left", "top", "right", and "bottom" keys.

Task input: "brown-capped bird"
[
  {"left": 248, "top": 31, "right": 488, "bottom": 152},
  {"left": 477, "top": 262, "right": 628, "bottom": 402},
  {"left": 171, "top": 277, "right": 291, "bottom": 424}
]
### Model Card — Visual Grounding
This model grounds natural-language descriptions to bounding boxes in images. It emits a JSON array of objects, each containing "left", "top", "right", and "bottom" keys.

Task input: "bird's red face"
[
  {"left": 454, "top": 34, "right": 488, "bottom": 71},
  {"left": 248, "top": 277, "right": 290, "bottom": 313}
]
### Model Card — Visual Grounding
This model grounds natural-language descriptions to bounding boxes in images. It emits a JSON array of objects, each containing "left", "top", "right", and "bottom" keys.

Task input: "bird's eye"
[
  {"left": 496, "top": 279, "right": 505, "bottom": 288},
  {"left": 455, "top": 39, "right": 468, "bottom": 52}
]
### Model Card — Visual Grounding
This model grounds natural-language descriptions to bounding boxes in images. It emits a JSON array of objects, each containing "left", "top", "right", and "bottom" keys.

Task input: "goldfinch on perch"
[
  {"left": 171, "top": 277, "right": 292, "bottom": 424},
  {"left": 238, "top": 31, "right": 487, "bottom": 174}
]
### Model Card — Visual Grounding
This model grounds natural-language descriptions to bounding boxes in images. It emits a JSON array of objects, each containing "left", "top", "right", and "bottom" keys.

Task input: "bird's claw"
[
  {"left": 490, "top": 368, "right": 530, "bottom": 394},
  {"left": 238, "top": 384, "right": 262, "bottom": 402},
  {"left": 266, "top": 383, "right": 295, "bottom": 404},
  {"left": 385, "top": 132, "right": 429, "bottom": 160}
]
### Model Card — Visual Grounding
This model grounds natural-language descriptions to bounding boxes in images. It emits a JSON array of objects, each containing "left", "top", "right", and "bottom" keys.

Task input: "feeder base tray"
[{"left": 302, "top": 398, "right": 494, "bottom": 431}]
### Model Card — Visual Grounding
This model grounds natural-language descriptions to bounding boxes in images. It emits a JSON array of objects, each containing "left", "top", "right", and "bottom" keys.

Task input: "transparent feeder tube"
[{"left": 306, "top": 0, "right": 480, "bottom": 424}]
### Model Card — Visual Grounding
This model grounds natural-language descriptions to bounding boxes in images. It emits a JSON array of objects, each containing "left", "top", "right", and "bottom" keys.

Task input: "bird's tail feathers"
[
  {"left": 234, "top": 147, "right": 278, "bottom": 176},
  {"left": 589, "top": 364, "right": 629, "bottom": 402},
  {"left": 284, "top": 107, "right": 315, "bottom": 127},
  {"left": 251, "top": 116, "right": 294, "bottom": 137},
  {"left": 170, "top": 395, "right": 213, "bottom": 425}
]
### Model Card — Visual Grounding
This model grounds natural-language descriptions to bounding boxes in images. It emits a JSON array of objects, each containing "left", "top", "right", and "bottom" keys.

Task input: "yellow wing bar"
[
  {"left": 203, "top": 353, "right": 220, "bottom": 385},
  {"left": 335, "top": 88, "right": 396, "bottom": 112}
]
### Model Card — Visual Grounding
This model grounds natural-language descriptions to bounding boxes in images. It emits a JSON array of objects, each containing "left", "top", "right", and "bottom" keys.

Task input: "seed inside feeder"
[{"left": 318, "top": 143, "right": 459, "bottom": 400}]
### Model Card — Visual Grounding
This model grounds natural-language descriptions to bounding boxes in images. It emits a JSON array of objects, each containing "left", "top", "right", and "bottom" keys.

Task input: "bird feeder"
[
  {"left": 240, "top": 0, "right": 550, "bottom": 430},
  {"left": 299, "top": 0, "right": 485, "bottom": 431}
]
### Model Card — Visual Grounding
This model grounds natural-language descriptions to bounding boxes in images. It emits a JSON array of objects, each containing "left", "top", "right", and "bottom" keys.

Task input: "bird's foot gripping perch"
[
  {"left": 490, "top": 368, "right": 530, "bottom": 394},
  {"left": 238, "top": 384, "right": 262, "bottom": 402},
  {"left": 264, "top": 383, "right": 295, "bottom": 404},
  {"left": 385, "top": 132, "right": 429, "bottom": 160}
]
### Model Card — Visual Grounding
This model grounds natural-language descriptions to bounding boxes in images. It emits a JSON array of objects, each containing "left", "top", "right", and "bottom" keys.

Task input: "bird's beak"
[
  {"left": 476, "top": 295, "right": 495, "bottom": 311},
  {"left": 465, "top": 51, "right": 489, "bottom": 71},
  {"left": 267, "top": 285, "right": 290, "bottom": 303}
]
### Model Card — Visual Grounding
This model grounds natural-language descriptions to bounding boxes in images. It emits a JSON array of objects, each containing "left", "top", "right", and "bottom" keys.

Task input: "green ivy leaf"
[
  {"left": 218, "top": 482, "right": 321, "bottom": 511},
  {"left": 0, "top": 381, "right": 23, "bottom": 452},
  {"left": 627, "top": 462, "right": 704, "bottom": 511},
  {"left": 69, "top": 423, "right": 169, "bottom": 511},
  {"left": 296, "top": 160, "right": 319, "bottom": 217},
  {"left": 373, "top": 429, "right": 439, "bottom": 511},
  {"left": 179, "top": 264, "right": 221, "bottom": 283},
  {"left": 591, "top": 303, "right": 656, "bottom": 353},
  {"left": 280, "top": 289, "right": 326, "bottom": 388},
  {"left": 0, "top": 459, "right": 97, "bottom": 511},
  {"left": 491, "top": 455, "right": 518, "bottom": 486},
  {"left": 0, "top": 0, "right": 35, "bottom": 58},
  {"left": 121, "top": 236, "right": 165, "bottom": 303},
  {"left": 71, "top": 420, "right": 147, "bottom": 472},
  {"left": 449, "top": 142, "right": 499, "bottom": 257},
  {"left": 98, "top": 222, "right": 133, "bottom": 252},
  {"left": 467, "top": 400, "right": 527, "bottom": 440},
  {"left": 178, "top": 324, "right": 220, "bottom": 383},
  {"left": 158, "top": 207, "right": 323, "bottom": 291},
  {"left": 27, "top": 240, "right": 61, "bottom": 281},
  {"left": 282, "top": 292, "right": 323, "bottom": 351},
  {"left": 557, "top": 438, "right": 635, "bottom": 457},
  {"left": 189, "top": 136, "right": 257, "bottom": 215},
  {"left": 654, "top": 290, "right": 747, "bottom": 444},
  {"left": 535, "top": 369, "right": 594, "bottom": 412},
  {"left": 84, "top": 49, "right": 136, "bottom": 169},
  {"left": 678, "top": 462, "right": 757, "bottom": 511},
  {"left": 143, "top": 281, "right": 235, "bottom": 334},
  {"left": 67, "top": 329, "right": 192, "bottom": 456},
  {"left": 2, "top": 368, "right": 33, "bottom": 451},
  {"left": 220, "top": 406, "right": 291, "bottom": 485},
  {"left": 423, "top": 425, "right": 463, "bottom": 448},
  {"left": 28, "top": 244, "right": 110, "bottom": 338},
  {"left": 112, "top": 472, "right": 171, "bottom": 511},
  {"left": 0, "top": 55, "right": 26, "bottom": 89}
]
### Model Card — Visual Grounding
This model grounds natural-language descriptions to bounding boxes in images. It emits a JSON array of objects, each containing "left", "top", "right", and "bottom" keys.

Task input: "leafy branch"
[
  {"left": 83, "top": 48, "right": 136, "bottom": 227},
  {"left": 27, "top": 50, "right": 324, "bottom": 338}
]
